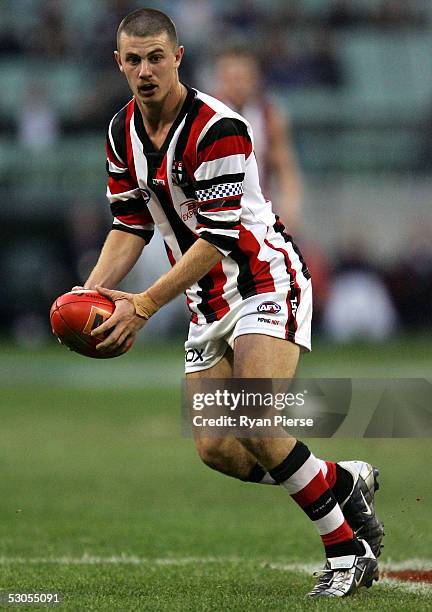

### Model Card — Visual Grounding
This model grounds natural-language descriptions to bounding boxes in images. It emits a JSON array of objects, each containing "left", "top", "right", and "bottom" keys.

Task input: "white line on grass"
[
  {"left": 378, "top": 578, "right": 432, "bottom": 596},
  {"left": 0, "top": 554, "right": 241, "bottom": 566},
  {"left": 266, "top": 558, "right": 432, "bottom": 572},
  {"left": 0, "top": 554, "right": 430, "bottom": 594}
]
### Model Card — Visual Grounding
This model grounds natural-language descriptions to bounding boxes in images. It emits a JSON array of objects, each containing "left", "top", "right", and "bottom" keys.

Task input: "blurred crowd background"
[{"left": 1, "top": 0, "right": 431, "bottom": 347}]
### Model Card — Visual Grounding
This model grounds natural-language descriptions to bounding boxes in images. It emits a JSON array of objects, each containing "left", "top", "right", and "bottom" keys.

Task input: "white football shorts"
[{"left": 184, "top": 280, "right": 312, "bottom": 373}]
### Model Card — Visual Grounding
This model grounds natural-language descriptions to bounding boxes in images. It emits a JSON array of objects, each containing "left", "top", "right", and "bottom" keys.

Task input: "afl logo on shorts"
[
  {"left": 139, "top": 187, "right": 151, "bottom": 204},
  {"left": 257, "top": 301, "right": 281, "bottom": 314}
]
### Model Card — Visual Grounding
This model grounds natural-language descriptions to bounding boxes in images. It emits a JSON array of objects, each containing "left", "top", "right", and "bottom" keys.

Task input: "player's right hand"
[{"left": 90, "top": 286, "right": 147, "bottom": 354}]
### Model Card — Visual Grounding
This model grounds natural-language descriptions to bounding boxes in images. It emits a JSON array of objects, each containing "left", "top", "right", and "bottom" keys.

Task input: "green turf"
[
  {"left": 0, "top": 338, "right": 431, "bottom": 610},
  {"left": 0, "top": 563, "right": 430, "bottom": 611}
]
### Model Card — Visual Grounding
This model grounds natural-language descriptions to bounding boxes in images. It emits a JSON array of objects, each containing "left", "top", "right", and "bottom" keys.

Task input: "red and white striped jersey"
[{"left": 106, "top": 86, "right": 310, "bottom": 324}]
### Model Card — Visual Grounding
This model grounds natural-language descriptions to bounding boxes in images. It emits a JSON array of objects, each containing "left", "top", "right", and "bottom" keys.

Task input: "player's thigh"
[{"left": 233, "top": 334, "right": 300, "bottom": 378}]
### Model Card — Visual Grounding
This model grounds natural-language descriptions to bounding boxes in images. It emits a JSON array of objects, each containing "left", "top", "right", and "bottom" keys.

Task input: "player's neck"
[{"left": 138, "top": 82, "right": 187, "bottom": 135}]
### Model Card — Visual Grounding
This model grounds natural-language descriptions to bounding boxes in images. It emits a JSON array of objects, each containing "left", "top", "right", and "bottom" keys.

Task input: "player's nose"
[{"left": 138, "top": 59, "right": 152, "bottom": 79}]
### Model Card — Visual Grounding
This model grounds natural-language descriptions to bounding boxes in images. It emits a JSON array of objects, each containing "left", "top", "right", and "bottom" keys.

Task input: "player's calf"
[
  {"left": 194, "top": 436, "right": 257, "bottom": 479},
  {"left": 195, "top": 436, "right": 282, "bottom": 484}
]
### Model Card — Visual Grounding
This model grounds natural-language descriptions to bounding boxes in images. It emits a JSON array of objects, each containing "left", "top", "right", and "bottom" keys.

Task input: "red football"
[{"left": 49, "top": 290, "right": 133, "bottom": 359}]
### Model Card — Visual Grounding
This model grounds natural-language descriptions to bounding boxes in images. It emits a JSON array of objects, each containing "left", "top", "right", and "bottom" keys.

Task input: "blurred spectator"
[
  {"left": 327, "top": 0, "right": 428, "bottom": 30},
  {"left": 265, "top": 37, "right": 313, "bottom": 89},
  {"left": 220, "top": 0, "right": 263, "bottom": 38},
  {"left": 67, "top": 68, "right": 131, "bottom": 133},
  {"left": 377, "top": 1, "right": 426, "bottom": 30},
  {"left": 386, "top": 222, "right": 432, "bottom": 330},
  {"left": 30, "top": 0, "right": 68, "bottom": 58},
  {"left": 322, "top": 238, "right": 398, "bottom": 342},
  {"left": 17, "top": 82, "right": 60, "bottom": 150},
  {"left": 332, "top": 237, "right": 380, "bottom": 277},
  {"left": 170, "top": 0, "right": 216, "bottom": 49},
  {"left": 0, "top": 24, "right": 25, "bottom": 57},
  {"left": 322, "top": 271, "right": 398, "bottom": 342},
  {"left": 264, "top": 31, "right": 343, "bottom": 90},
  {"left": 66, "top": 202, "right": 109, "bottom": 285},
  {"left": 169, "top": 0, "right": 215, "bottom": 82},
  {"left": 326, "top": 1, "right": 366, "bottom": 29},
  {"left": 1, "top": 232, "right": 72, "bottom": 343},
  {"left": 309, "top": 29, "right": 343, "bottom": 88},
  {"left": 86, "top": 0, "right": 139, "bottom": 66},
  {"left": 213, "top": 47, "right": 303, "bottom": 230}
]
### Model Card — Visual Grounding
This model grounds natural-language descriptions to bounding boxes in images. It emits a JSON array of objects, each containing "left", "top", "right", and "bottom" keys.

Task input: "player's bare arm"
[
  {"left": 92, "top": 238, "right": 223, "bottom": 352},
  {"left": 267, "top": 106, "right": 303, "bottom": 229},
  {"left": 84, "top": 230, "right": 146, "bottom": 289}
]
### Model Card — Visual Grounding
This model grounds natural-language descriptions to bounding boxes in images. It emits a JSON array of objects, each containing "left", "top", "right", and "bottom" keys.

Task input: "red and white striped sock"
[
  {"left": 269, "top": 441, "right": 361, "bottom": 557},
  {"left": 247, "top": 459, "right": 352, "bottom": 505}
]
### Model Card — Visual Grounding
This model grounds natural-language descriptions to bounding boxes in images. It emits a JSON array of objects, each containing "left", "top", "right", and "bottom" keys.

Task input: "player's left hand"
[{"left": 91, "top": 286, "right": 147, "bottom": 353}]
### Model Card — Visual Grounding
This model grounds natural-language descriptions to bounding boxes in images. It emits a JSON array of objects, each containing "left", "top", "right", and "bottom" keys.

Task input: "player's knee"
[{"left": 195, "top": 438, "right": 230, "bottom": 472}]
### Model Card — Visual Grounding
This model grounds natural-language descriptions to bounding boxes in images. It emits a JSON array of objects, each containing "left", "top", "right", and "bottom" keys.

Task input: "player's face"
[
  {"left": 216, "top": 56, "right": 260, "bottom": 109},
  {"left": 115, "top": 32, "right": 184, "bottom": 107}
]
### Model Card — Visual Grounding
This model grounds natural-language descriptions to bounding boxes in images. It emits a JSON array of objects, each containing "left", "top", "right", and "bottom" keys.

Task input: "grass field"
[{"left": 0, "top": 337, "right": 431, "bottom": 610}]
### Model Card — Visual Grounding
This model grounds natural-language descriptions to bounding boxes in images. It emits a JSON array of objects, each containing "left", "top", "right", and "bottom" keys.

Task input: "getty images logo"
[{"left": 257, "top": 301, "right": 281, "bottom": 314}]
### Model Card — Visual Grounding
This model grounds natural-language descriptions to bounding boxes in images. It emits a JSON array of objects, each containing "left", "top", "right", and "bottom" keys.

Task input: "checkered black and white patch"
[{"left": 195, "top": 181, "right": 243, "bottom": 202}]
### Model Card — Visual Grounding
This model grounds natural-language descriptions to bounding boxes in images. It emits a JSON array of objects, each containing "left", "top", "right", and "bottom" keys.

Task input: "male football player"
[{"left": 80, "top": 8, "right": 383, "bottom": 597}]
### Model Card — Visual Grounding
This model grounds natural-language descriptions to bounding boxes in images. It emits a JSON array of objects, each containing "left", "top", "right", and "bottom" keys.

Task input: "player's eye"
[
  {"left": 126, "top": 55, "right": 140, "bottom": 65},
  {"left": 149, "top": 55, "right": 162, "bottom": 63}
]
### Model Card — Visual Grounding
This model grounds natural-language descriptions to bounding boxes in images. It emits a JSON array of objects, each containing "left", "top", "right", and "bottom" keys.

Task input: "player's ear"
[
  {"left": 114, "top": 50, "right": 124, "bottom": 73},
  {"left": 174, "top": 45, "right": 184, "bottom": 69}
]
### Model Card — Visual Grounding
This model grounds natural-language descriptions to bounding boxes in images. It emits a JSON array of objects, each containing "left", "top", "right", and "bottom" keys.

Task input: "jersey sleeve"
[
  {"left": 106, "top": 119, "right": 154, "bottom": 244},
  {"left": 193, "top": 117, "right": 252, "bottom": 256}
]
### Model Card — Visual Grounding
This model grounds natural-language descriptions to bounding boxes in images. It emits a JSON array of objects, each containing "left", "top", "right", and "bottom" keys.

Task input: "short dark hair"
[{"left": 117, "top": 8, "right": 178, "bottom": 49}]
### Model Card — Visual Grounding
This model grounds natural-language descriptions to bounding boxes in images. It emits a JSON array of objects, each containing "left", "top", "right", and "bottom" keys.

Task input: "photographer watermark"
[
  {"left": 192, "top": 388, "right": 307, "bottom": 411},
  {"left": 191, "top": 386, "right": 313, "bottom": 430},
  {"left": 182, "top": 378, "right": 432, "bottom": 438}
]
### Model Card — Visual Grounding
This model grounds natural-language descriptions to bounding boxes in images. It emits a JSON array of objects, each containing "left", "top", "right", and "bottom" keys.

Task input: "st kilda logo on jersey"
[{"left": 172, "top": 159, "right": 188, "bottom": 187}]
